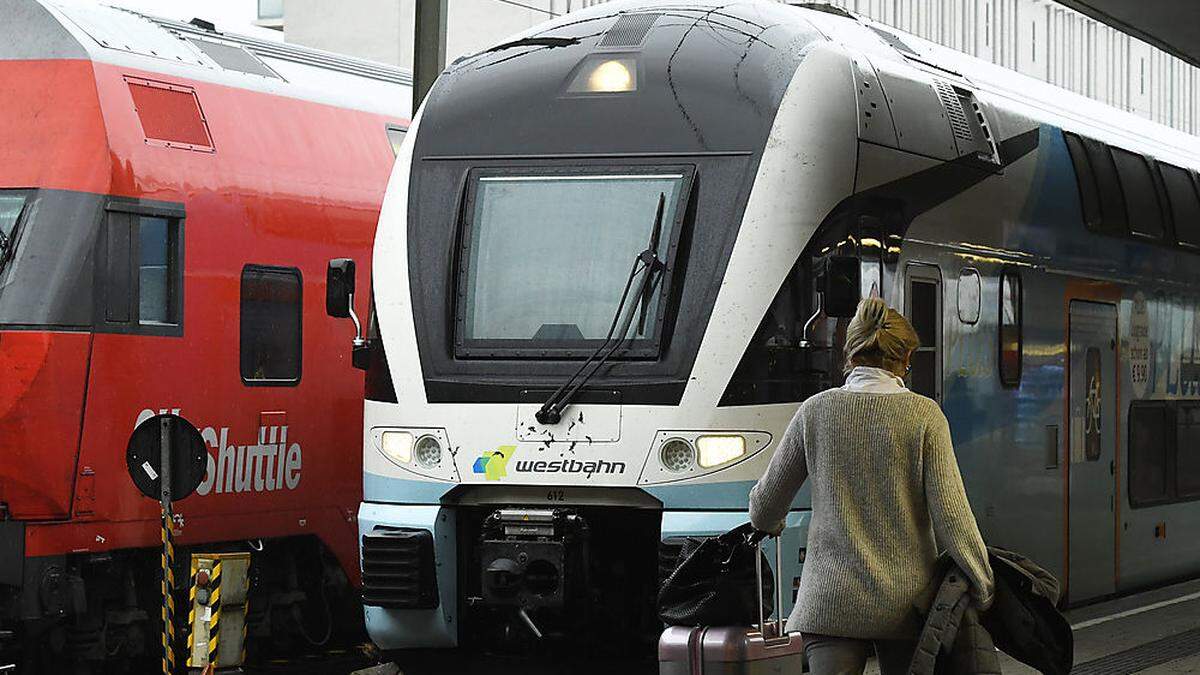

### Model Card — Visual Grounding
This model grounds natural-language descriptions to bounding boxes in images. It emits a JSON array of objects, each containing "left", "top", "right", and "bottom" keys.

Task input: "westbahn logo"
[
  {"left": 473, "top": 445, "right": 627, "bottom": 480},
  {"left": 473, "top": 447, "right": 513, "bottom": 481}
]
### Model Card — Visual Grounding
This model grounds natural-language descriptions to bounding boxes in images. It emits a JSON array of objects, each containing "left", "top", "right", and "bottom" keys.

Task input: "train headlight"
[
  {"left": 696, "top": 435, "right": 747, "bottom": 468},
  {"left": 659, "top": 438, "right": 696, "bottom": 473},
  {"left": 568, "top": 56, "right": 637, "bottom": 93},
  {"left": 380, "top": 430, "right": 414, "bottom": 465},
  {"left": 414, "top": 434, "right": 443, "bottom": 468}
]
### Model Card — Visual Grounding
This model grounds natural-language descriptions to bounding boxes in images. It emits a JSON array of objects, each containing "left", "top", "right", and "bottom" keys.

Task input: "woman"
[{"left": 749, "top": 297, "right": 993, "bottom": 674}]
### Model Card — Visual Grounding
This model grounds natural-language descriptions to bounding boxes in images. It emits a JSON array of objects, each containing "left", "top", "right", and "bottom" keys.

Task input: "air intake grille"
[
  {"left": 599, "top": 13, "right": 660, "bottom": 48},
  {"left": 933, "top": 80, "right": 975, "bottom": 142},
  {"left": 361, "top": 527, "right": 439, "bottom": 609}
]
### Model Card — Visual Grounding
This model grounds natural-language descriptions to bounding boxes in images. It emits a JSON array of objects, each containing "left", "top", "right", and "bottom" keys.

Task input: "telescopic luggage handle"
[{"left": 753, "top": 533, "right": 785, "bottom": 638}]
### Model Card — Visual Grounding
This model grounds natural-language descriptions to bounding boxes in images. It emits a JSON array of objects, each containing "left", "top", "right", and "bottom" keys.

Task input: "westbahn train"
[
  {"left": 0, "top": 0, "right": 409, "bottom": 669},
  {"left": 338, "top": 0, "right": 1200, "bottom": 656}
]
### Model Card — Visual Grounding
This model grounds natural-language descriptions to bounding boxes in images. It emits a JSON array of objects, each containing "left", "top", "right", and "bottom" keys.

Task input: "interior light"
[
  {"left": 696, "top": 435, "right": 747, "bottom": 468},
  {"left": 380, "top": 430, "right": 414, "bottom": 465}
]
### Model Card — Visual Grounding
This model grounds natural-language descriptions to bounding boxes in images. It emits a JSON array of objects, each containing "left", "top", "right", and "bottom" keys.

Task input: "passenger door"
[
  {"left": 905, "top": 264, "right": 942, "bottom": 404},
  {"left": 1067, "top": 300, "right": 1118, "bottom": 601}
]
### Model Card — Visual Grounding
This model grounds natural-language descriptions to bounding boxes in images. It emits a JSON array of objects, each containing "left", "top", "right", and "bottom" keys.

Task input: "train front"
[{"left": 359, "top": 0, "right": 860, "bottom": 653}]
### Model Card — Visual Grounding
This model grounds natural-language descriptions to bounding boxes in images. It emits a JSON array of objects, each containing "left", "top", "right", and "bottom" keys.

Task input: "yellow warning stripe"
[
  {"left": 208, "top": 560, "right": 223, "bottom": 666},
  {"left": 161, "top": 510, "right": 175, "bottom": 674}
]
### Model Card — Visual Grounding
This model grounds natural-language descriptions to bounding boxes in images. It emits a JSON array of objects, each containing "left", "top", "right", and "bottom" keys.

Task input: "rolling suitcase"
[{"left": 659, "top": 535, "right": 804, "bottom": 674}]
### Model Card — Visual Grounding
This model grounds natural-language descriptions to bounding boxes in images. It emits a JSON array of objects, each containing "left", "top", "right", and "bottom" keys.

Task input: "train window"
[
  {"left": 1129, "top": 401, "right": 1171, "bottom": 507},
  {"left": 240, "top": 265, "right": 302, "bottom": 385},
  {"left": 1063, "top": 132, "right": 1102, "bottom": 231},
  {"left": 905, "top": 266, "right": 941, "bottom": 401},
  {"left": 1110, "top": 148, "right": 1165, "bottom": 240},
  {"left": 456, "top": 167, "right": 692, "bottom": 359},
  {"left": 386, "top": 125, "right": 407, "bottom": 157},
  {"left": 1159, "top": 163, "right": 1200, "bottom": 249},
  {"left": 138, "top": 217, "right": 174, "bottom": 325},
  {"left": 1082, "top": 139, "right": 1128, "bottom": 236},
  {"left": 1178, "top": 403, "right": 1200, "bottom": 499},
  {"left": 103, "top": 209, "right": 183, "bottom": 330},
  {"left": 956, "top": 268, "right": 981, "bottom": 324},
  {"left": 998, "top": 270, "right": 1022, "bottom": 387}
]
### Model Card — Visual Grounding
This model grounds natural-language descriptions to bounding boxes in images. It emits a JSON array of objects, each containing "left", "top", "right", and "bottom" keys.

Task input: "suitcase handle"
[{"left": 753, "top": 533, "right": 785, "bottom": 638}]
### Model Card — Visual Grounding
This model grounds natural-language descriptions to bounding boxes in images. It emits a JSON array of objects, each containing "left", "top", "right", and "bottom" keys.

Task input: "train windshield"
[{"left": 457, "top": 169, "right": 690, "bottom": 358}]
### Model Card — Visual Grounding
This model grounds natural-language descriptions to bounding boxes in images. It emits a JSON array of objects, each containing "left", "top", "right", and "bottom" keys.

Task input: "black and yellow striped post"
[
  {"left": 161, "top": 507, "right": 175, "bottom": 674},
  {"left": 207, "top": 559, "right": 223, "bottom": 667}
]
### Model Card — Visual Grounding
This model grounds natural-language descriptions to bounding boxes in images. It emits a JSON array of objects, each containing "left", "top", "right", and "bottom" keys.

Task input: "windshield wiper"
[{"left": 535, "top": 193, "right": 668, "bottom": 426}]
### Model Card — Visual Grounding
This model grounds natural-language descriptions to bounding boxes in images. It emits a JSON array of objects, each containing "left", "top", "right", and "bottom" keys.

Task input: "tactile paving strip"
[{"left": 1071, "top": 627, "right": 1200, "bottom": 674}]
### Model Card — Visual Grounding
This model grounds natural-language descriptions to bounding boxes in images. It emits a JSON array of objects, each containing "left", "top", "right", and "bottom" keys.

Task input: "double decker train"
[
  {"left": 0, "top": 0, "right": 408, "bottom": 669},
  {"left": 341, "top": 0, "right": 1200, "bottom": 656}
]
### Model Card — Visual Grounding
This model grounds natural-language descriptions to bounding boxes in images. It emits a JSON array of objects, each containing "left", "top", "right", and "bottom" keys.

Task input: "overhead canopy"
[{"left": 1056, "top": 0, "right": 1200, "bottom": 69}]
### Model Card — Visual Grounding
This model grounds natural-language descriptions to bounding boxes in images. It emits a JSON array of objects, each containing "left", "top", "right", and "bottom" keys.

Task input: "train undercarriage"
[{"left": 0, "top": 534, "right": 363, "bottom": 673}]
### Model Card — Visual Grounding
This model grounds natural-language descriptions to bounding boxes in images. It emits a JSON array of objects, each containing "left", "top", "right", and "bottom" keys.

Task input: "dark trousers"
[{"left": 802, "top": 633, "right": 917, "bottom": 675}]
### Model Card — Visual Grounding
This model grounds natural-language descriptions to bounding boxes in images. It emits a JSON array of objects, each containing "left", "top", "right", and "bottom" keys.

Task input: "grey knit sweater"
[{"left": 749, "top": 388, "right": 994, "bottom": 640}]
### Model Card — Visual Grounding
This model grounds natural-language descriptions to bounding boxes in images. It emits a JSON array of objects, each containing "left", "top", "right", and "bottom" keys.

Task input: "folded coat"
[{"left": 910, "top": 547, "right": 1073, "bottom": 675}]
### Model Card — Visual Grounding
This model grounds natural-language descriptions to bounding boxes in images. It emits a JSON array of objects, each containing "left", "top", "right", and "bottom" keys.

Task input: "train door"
[
  {"left": 905, "top": 264, "right": 942, "bottom": 404},
  {"left": 1067, "top": 300, "right": 1118, "bottom": 601}
]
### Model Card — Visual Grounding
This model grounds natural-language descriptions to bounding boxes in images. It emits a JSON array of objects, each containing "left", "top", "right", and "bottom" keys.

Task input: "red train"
[{"left": 0, "top": 2, "right": 408, "bottom": 668}]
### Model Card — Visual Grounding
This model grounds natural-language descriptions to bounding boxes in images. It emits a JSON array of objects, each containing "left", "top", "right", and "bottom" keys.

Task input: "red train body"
[{"left": 0, "top": 1, "right": 408, "bottom": 666}]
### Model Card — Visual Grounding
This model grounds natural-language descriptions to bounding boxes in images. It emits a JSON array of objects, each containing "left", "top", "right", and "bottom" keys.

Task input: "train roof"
[
  {"left": 3, "top": 0, "right": 412, "bottom": 117},
  {"left": 790, "top": 4, "right": 1200, "bottom": 168},
  {"left": 495, "top": 0, "right": 1197, "bottom": 169}
]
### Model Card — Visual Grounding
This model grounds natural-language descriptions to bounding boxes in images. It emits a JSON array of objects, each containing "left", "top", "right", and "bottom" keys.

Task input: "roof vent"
[
  {"left": 599, "top": 13, "right": 660, "bottom": 48},
  {"left": 933, "top": 80, "right": 973, "bottom": 142},
  {"left": 188, "top": 38, "right": 280, "bottom": 79}
]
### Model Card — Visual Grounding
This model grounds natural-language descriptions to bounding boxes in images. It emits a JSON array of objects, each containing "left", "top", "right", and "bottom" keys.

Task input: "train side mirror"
[
  {"left": 820, "top": 255, "right": 861, "bottom": 318},
  {"left": 326, "top": 258, "right": 356, "bottom": 318}
]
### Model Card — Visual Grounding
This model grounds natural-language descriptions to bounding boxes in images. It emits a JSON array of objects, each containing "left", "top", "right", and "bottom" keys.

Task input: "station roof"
[{"left": 1056, "top": 0, "right": 1200, "bottom": 69}]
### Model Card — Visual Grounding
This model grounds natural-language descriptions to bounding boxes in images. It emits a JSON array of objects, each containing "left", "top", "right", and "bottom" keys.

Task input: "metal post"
[
  {"left": 413, "top": 0, "right": 448, "bottom": 113},
  {"left": 159, "top": 417, "right": 175, "bottom": 674}
]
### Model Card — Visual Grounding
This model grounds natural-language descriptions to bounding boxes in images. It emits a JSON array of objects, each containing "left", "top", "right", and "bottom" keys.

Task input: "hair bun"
[{"left": 857, "top": 296, "right": 889, "bottom": 331}]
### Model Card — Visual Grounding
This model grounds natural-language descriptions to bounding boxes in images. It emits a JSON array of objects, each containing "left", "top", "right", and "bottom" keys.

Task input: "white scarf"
[{"left": 842, "top": 366, "right": 908, "bottom": 393}]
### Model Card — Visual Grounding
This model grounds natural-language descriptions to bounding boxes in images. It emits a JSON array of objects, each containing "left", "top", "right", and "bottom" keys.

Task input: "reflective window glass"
[
  {"left": 1178, "top": 403, "right": 1200, "bottom": 498},
  {"left": 460, "top": 171, "right": 686, "bottom": 354},
  {"left": 1159, "top": 163, "right": 1200, "bottom": 248},
  {"left": 957, "top": 268, "right": 981, "bottom": 324},
  {"left": 138, "top": 216, "right": 171, "bottom": 325},
  {"left": 999, "top": 272, "right": 1022, "bottom": 387},
  {"left": 241, "top": 266, "right": 302, "bottom": 384},
  {"left": 1111, "top": 148, "right": 1164, "bottom": 239},
  {"left": 1129, "top": 403, "right": 1170, "bottom": 506}
]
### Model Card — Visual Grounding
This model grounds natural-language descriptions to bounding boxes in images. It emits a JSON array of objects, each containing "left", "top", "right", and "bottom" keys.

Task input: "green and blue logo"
[{"left": 472, "top": 446, "right": 514, "bottom": 481}]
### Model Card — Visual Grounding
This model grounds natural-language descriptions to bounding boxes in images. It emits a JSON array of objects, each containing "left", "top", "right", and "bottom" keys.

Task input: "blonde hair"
[{"left": 843, "top": 297, "right": 921, "bottom": 375}]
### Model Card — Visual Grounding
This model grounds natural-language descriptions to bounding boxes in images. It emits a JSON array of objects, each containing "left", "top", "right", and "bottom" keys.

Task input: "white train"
[{"left": 324, "top": 0, "right": 1200, "bottom": 654}]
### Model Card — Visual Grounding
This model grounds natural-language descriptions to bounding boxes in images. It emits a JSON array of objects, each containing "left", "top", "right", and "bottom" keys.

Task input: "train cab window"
[
  {"left": 1063, "top": 132, "right": 1102, "bottom": 231},
  {"left": 102, "top": 207, "right": 183, "bottom": 333},
  {"left": 905, "top": 266, "right": 941, "bottom": 401},
  {"left": 1129, "top": 401, "right": 1171, "bottom": 507},
  {"left": 1178, "top": 403, "right": 1200, "bottom": 499},
  {"left": 1158, "top": 163, "right": 1200, "bottom": 249},
  {"left": 456, "top": 167, "right": 692, "bottom": 358},
  {"left": 1110, "top": 148, "right": 1165, "bottom": 240},
  {"left": 240, "top": 265, "right": 302, "bottom": 385},
  {"left": 998, "top": 270, "right": 1022, "bottom": 387},
  {"left": 1082, "top": 138, "right": 1128, "bottom": 236},
  {"left": 138, "top": 217, "right": 173, "bottom": 325}
]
